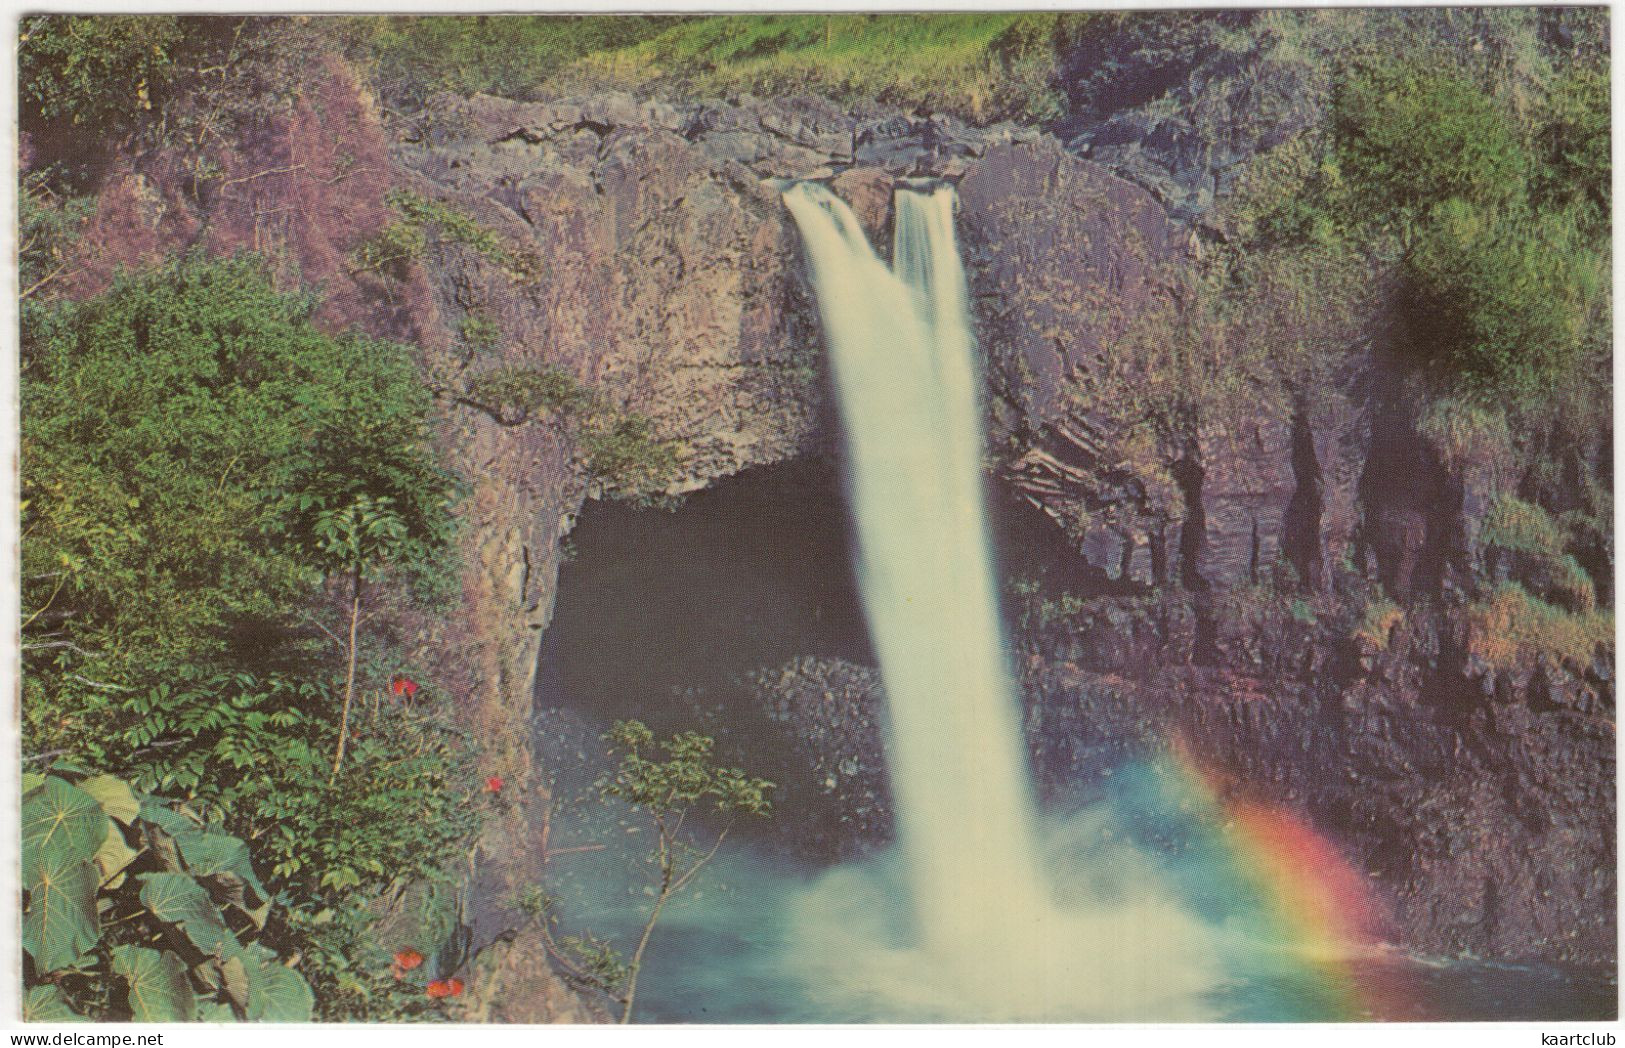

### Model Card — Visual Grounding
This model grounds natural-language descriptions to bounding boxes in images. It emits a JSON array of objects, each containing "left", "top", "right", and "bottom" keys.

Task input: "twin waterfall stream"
[
  {"left": 536, "top": 179, "right": 1607, "bottom": 1024},
  {"left": 782, "top": 183, "right": 1048, "bottom": 967},
  {"left": 779, "top": 182, "right": 1217, "bottom": 1019}
]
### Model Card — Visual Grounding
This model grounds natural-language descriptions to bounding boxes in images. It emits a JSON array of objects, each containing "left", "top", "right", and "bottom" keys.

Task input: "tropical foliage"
[
  {"left": 21, "top": 256, "right": 478, "bottom": 1020},
  {"left": 22, "top": 768, "right": 313, "bottom": 1021}
]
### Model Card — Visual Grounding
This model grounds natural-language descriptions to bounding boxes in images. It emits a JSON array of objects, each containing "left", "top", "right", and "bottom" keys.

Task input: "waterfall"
[{"left": 782, "top": 182, "right": 1049, "bottom": 973}]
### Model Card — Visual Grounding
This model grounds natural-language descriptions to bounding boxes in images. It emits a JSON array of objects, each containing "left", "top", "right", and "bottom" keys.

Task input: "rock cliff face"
[
  {"left": 59, "top": 51, "right": 1612, "bottom": 1014},
  {"left": 756, "top": 594, "right": 1614, "bottom": 967}
]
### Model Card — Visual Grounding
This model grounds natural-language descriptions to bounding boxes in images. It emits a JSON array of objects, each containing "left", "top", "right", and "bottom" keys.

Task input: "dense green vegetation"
[
  {"left": 567, "top": 14, "right": 1072, "bottom": 122},
  {"left": 21, "top": 257, "right": 479, "bottom": 1020},
  {"left": 20, "top": 16, "right": 327, "bottom": 189},
  {"left": 1261, "top": 47, "right": 1609, "bottom": 624},
  {"left": 343, "top": 15, "right": 680, "bottom": 109},
  {"left": 23, "top": 769, "right": 313, "bottom": 1021}
]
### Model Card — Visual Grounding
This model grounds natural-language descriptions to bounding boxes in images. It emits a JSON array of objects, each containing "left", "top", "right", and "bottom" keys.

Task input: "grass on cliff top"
[
  {"left": 561, "top": 14, "right": 1070, "bottom": 122},
  {"left": 351, "top": 13, "right": 1080, "bottom": 123}
]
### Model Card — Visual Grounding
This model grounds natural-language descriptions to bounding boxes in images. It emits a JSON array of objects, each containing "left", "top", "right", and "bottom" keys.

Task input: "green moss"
[
  {"left": 1467, "top": 582, "right": 1612, "bottom": 672},
  {"left": 1480, "top": 495, "right": 1565, "bottom": 558},
  {"left": 1351, "top": 597, "right": 1403, "bottom": 652}
]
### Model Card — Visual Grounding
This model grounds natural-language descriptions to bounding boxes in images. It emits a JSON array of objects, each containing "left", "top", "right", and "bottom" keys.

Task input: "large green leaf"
[
  {"left": 138, "top": 798, "right": 200, "bottom": 836},
  {"left": 138, "top": 800, "right": 199, "bottom": 872},
  {"left": 111, "top": 945, "right": 196, "bottom": 1022},
  {"left": 94, "top": 821, "right": 139, "bottom": 883},
  {"left": 78, "top": 774, "right": 141, "bottom": 825},
  {"left": 22, "top": 984, "right": 79, "bottom": 1022},
  {"left": 138, "top": 872, "right": 233, "bottom": 955},
  {"left": 240, "top": 951, "right": 314, "bottom": 1022},
  {"left": 178, "top": 830, "right": 269, "bottom": 913},
  {"left": 196, "top": 1001, "right": 238, "bottom": 1022},
  {"left": 22, "top": 772, "right": 46, "bottom": 797},
  {"left": 23, "top": 777, "right": 107, "bottom": 883},
  {"left": 22, "top": 848, "right": 98, "bottom": 974}
]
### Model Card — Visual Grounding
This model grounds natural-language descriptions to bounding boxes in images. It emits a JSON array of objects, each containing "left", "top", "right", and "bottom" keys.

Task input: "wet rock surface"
[
  {"left": 753, "top": 657, "right": 892, "bottom": 857},
  {"left": 750, "top": 594, "right": 1614, "bottom": 967}
]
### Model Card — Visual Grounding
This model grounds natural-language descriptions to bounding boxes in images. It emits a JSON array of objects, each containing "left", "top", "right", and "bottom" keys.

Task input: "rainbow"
[{"left": 1132, "top": 737, "right": 1417, "bottom": 1021}]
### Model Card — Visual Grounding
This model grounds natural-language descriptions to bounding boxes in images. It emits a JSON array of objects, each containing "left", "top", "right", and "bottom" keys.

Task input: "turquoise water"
[{"left": 533, "top": 723, "right": 1617, "bottom": 1024}]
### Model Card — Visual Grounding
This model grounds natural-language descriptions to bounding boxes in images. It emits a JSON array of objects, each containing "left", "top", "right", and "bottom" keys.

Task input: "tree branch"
[{"left": 68, "top": 674, "right": 133, "bottom": 692}]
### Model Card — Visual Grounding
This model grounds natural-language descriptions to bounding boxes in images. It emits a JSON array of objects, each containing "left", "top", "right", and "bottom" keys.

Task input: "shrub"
[
  {"left": 1534, "top": 64, "right": 1610, "bottom": 236},
  {"left": 457, "top": 311, "right": 502, "bottom": 357},
  {"left": 1402, "top": 200, "right": 1604, "bottom": 397},
  {"left": 579, "top": 413, "right": 682, "bottom": 502},
  {"left": 19, "top": 169, "right": 93, "bottom": 301},
  {"left": 1333, "top": 59, "right": 1529, "bottom": 226},
  {"left": 464, "top": 365, "right": 599, "bottom": 425},
  {"left": 1415, "top": 397, "right": 1513, "bottom": 474},
  {"left": 1479, "top": 495, "right": 1597, "bottom": 614},
  {"left": 1480, "top": 495, "right": 1566, "bottom": 559},
  {"left": 1466, "top": 582, "right": 1613, "bottom": 673},
  {"left": 384, "top": 190, "right": 543, "bottom": 281},
  {"left": 21, "top": 18, "right": 330, "bottom": 189},
  {"left": 461, "top": 366, "right": 682, "bottom": 502},
  {"left": 350, "top": 222, "right": 427, "bottom": 278}
]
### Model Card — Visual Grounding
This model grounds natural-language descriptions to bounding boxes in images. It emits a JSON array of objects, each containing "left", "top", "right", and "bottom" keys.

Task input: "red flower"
[
  {"left": 426, "top": 978, "right": 464, "bottom": 998},
  {"left": 485, "top": 775, "right": 504, "bottom": 793},
  {"left": 391, "top": 676, "right": 419, "bottom": 698},
  {"left": 391, "top": 948, "right": 424, "bottom": 980}
]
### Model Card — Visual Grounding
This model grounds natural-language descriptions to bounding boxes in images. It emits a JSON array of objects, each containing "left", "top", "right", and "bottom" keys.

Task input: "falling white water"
[
  {"left": 780, "top": 181, "right": 1223, "bottom": 1019},
  {"left": 783, "top": 181, "right": 1046, "bottom": 962}
]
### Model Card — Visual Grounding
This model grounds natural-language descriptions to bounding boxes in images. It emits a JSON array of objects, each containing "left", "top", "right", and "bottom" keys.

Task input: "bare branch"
[{"left": 68, "top": 673, "right": 133, "bottom": 693}]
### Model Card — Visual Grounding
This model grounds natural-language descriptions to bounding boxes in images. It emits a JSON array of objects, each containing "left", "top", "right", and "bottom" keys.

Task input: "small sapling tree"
[
  {"left": 598, "top": 720, "right": 773, "bottom": 1023},
  {"left": 310, "top": 494, "right": 409, "bottom": 780}
]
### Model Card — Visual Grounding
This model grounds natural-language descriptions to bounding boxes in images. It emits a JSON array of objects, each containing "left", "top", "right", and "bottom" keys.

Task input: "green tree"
[
  {"left": 596, "top": 721, "right": 773, "bottom": 1023},
  {"left": 22, "top": 254, "right": 455, "bottom": 762},
  {"left": 309, "top": 495, "right": 409, "bottom": 780},
  {"left": 20, "top": 16, "right": 184, "bottom": 137},
  {"left": 21, "top": 255, "right": 475, "bottom": 1019}
]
